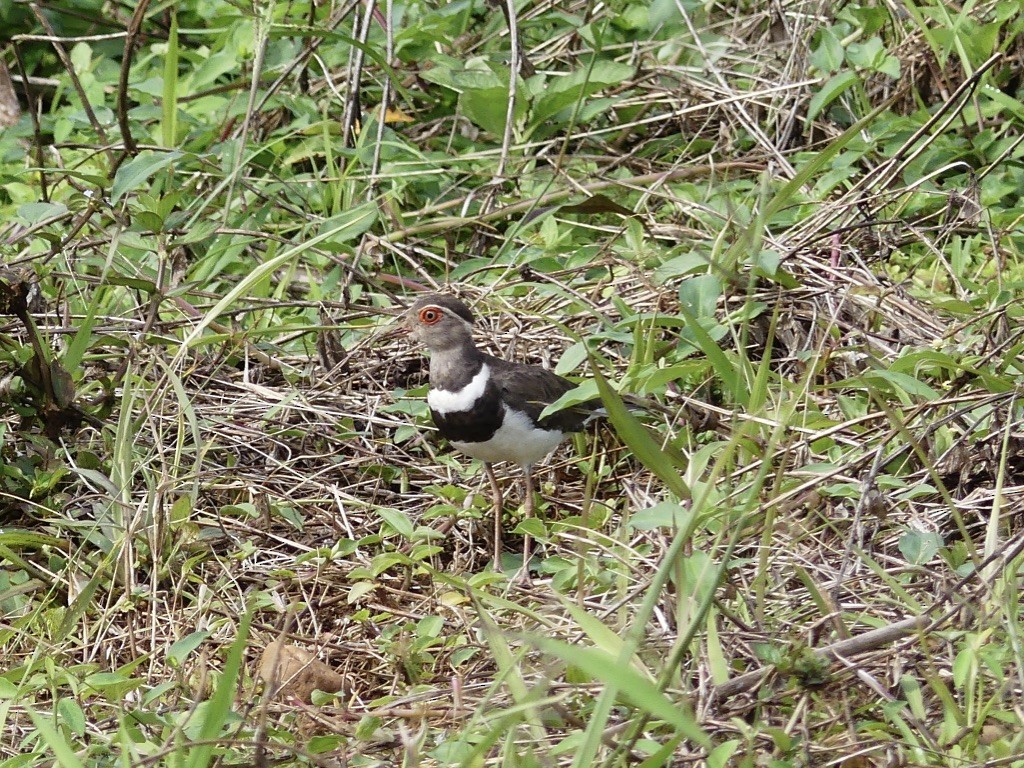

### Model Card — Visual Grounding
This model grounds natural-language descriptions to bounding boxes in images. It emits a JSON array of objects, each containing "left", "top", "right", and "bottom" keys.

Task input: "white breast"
[{"left": 452, "top": 407, "right": 565, "bottom": 468}]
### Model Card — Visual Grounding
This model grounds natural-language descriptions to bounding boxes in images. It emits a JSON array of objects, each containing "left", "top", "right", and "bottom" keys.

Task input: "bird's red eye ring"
[{"left": 419, "top": 307, "right": 442, "bottom": 325}]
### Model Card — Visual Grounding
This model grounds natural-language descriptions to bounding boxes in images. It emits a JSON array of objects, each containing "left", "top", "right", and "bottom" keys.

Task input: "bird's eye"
[{"left": 419, "top": 307, "right": 442, "bottom": 324}]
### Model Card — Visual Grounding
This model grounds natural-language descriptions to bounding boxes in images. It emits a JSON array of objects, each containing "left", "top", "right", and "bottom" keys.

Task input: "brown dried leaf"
[{"left": 257, "top": 640, "right": 346, "bottom": 704}]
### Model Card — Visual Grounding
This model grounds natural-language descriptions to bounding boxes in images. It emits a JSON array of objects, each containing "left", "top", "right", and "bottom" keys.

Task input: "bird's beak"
[{"left": 380, "top": 316, "right": 411, "bottom": 341}]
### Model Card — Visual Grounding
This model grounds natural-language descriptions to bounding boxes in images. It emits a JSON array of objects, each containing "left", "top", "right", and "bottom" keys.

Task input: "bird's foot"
[{"left": 510, "top": 563, "right": 533, "bottom": 587}]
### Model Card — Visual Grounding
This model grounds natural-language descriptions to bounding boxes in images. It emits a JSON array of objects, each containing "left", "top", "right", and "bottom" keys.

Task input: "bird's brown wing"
[{"left": 489, "top": 357, "right": 594, "bottom": 432}]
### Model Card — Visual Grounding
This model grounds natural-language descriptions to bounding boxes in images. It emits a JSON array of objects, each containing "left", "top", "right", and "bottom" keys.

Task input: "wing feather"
[{"left": 488, "top": 356, "right": 593, "bottom": 432}]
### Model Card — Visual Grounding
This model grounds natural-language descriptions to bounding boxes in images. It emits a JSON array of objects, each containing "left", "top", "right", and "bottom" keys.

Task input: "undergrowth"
[{"left": 2, "top": 0, "right": 1024, "bottom": 765}]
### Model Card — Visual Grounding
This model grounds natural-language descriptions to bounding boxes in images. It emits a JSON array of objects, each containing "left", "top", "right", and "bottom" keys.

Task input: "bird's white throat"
[{"left": 427, "top": 364, "right": 491, "bottom": 414}]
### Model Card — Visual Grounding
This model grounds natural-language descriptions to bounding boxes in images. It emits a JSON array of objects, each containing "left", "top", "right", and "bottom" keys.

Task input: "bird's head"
[{"left": 402, "top": 294, "right": 476, "bottom": 352}]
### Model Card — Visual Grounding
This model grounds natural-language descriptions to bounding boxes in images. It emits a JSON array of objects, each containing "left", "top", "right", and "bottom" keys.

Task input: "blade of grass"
[
  {"left": 161, "top": 11, "right": 179, "bottom": 148},
  {"left": 527, "top": 635, "right": 707, "bottom": 746},
  {"left": 26, "top": 707, "right": 86, "bottom": 768},
  {"left": 186, "top": 605, "right": 253, "bottom": 768},
  {"left": 590, "top": 361, "right": 690, "bottom": 501}
]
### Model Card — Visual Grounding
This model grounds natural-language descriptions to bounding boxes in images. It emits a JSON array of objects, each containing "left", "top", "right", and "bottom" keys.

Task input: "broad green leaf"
[
  {"left": 899, "top": 530, "right": 942, "bottom": 565},
  {"left": 554, "top": 341, "right": 588, "bottom": 375},
  {"left": 708, "top": 740, "right": 742, "bottom": 768},
  {"left": 654, "top": 251, "right": 713, "bottom": 282},
  {"left": 167, "top": 631, "right": 211, "bottom": 666},
  {"left": 418, "top": 615, "right": 444, "bottom": 638},
  {"left": 461, "top": 86, "right": 520, "bottom": 137},
  {"left": 317, "top": 202, "right": 378, "bottom": 243},
  {"left": 532, "top": 61, "right": 633, "bottom": 125},
  {"left": 877, "top": 54, "right": 901, "bottom": 79},
  {"left": 377, "top": 507, "right": 415, "bottom": 539},
  {"left": 808, "top": 71, "right": 859, "bottom": 121},
  {"left": 847, "top": 37, "right": 885, "bottom": 69},
  {"left": 629, "top": 501, "right": 690, "bottom": 530},
  {"left": 348, "top": 581, "right": 376, "bottom": 603},
  {"left": 539, "top": 380, "right": 598, "bottom": 419},
  {"left": 190, "top": 51, "right": 238, "bottom": 90},
  {"left": 111, "top": 150, "right": 183, "bottom": 203},
  {"left": 17, "top": 202, "right": 68, "bottom": 224},
  {"left": 862, "top": 369, "right": 940, "bottom": 400},
  {"left": 810, "top": 28, "right": 845, "bottom": 72},
  {"left": 70, "top": 42, "right": 92, "bottom": 73},
  {"left": 678, "top": 274, "right": 721, "bottom": 320},
  {"left": 371, "top": 552, "right": 411, "bottom": 576},
  {"left": 419, "top": 61, "right": 504, "bottom": 92}
]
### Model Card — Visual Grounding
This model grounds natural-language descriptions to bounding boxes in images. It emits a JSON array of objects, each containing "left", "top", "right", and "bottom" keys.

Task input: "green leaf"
[
  {"left": 810, "top": 28, "right": 845, "bottom": 72},
  {"left": 26, "top": 708, "right": 86, "bottom": 768},
  {"left": 172, "top": 220, "right": 218, "bottom": 246},
  {"left": 316, "top": 201, "right": 378, "bottom": 244},
  {"left": 162, "top": 12, "right": 179, "bottom": 147},
  {"left": 707, "top": 740, "right": 742, "bottom": 768},
  {"left": 0, "top": 532, "right": 65, "bottom": 549},
  {"left": 371, "top": 552, "right": 411, "bottom": 576},
  {"left": 111, "top": 150, "right": 183, "bottom": 204},
  {"left": 654, "top": 251, "right": 712, "bottom": 282},
  {"left": 877, "top": 54, "right": 901, "bottom": 79},
  {"left": 70, "top": 42, "right": 92, "bottom": 73},
  {"left": 540, "top": 380, "right": 599, "bottom": 419},
  {"left": 189, "top": 51, "right": 239, "bottom": 90},
  {"left": 899, "top": 530, "right": 942, "bottom": 565},
  {"left": 418, "top": 615, "right": 444, "bottom": 638},
  {"left": 554, "top": 341, "right": 588, "bottom": 375},
  {"left": 673, "top": 301, "right": 746, "bottom": 407},
  {"left": 167, "top": 631, "right": 211, "bottom": 667},
  {"left": 678, "top": 274, "right": 721, "bottom": 320},
  {"left": 461, "top": 86, "right": 515, "bottom": 136},
  {"left": 559, "top": 598, "right": 655, "bottom": 681},
  {"left": 17, "top": 202, "right": 69, "bottom": 224},
  {"left": 348, "top": 581, "right": 376, "bottom": 603},
  {"left": 807, "top": 71, "right": 859, "bottom": 121},
  {"left": 532, "top": 60, "right": 633, "bottom": 125},
  {"left": 629, "top": 501, "right": 690, "bottom": 530},
  {"left": 377, "top": 507, "right": 415, "bottom": 539},
  {"left": 186, "top": 606, "right": 252, "bottom": 768},
  {"left": 847, "top": 37, "right": 884, "bottom": 69},
  {"left": 635, "top": 736, "right": 687, "bottom": 768},
  {"left": 419, "top": 60, "right": 504, "bottom": 91},
  {"left": 56, "top": 699, "right": 86, "bottom": 737},
  {"left": 862, "top": 369, "right": 940, "bottom": 400}
]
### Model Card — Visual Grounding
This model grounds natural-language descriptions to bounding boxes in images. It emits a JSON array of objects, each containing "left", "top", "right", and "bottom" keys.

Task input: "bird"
[{"left": 397, "top": 293, "right": 594, "bottom": 573}]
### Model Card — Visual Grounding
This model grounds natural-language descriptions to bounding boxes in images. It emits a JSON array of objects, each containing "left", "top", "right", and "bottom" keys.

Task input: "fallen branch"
[{"left": 712, "top": 615, "right": 930, "bottom": 701}]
